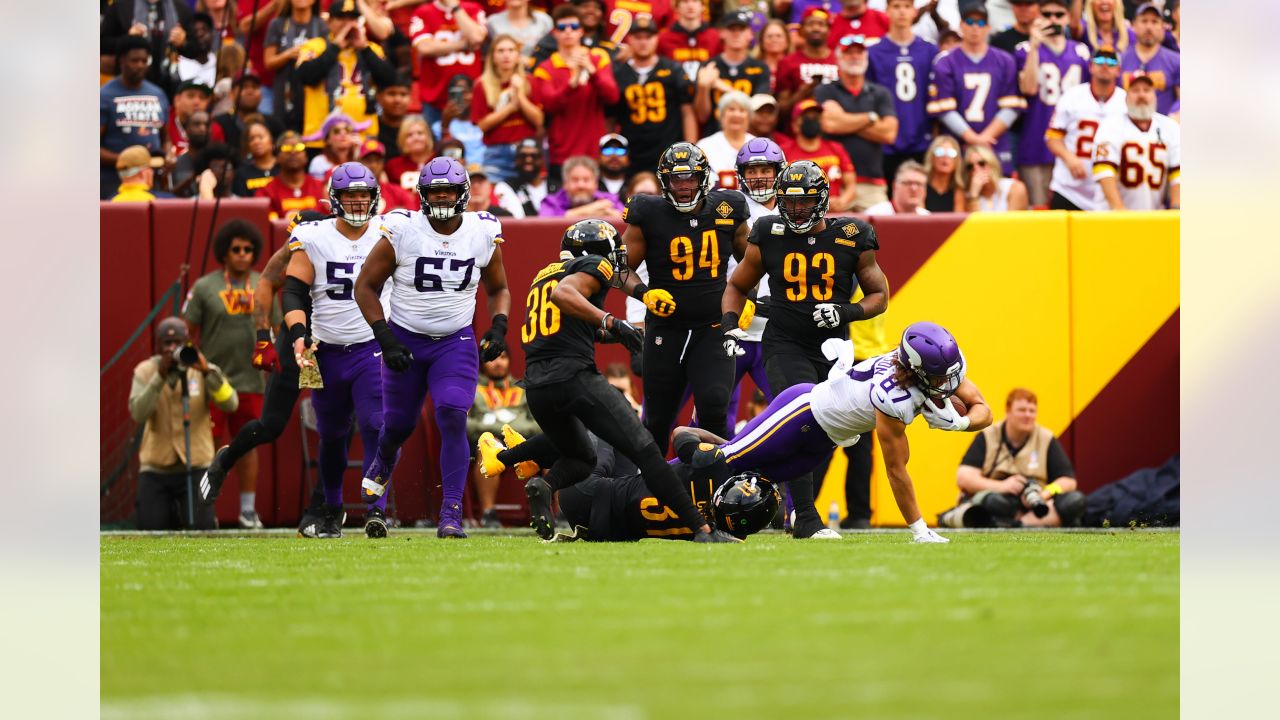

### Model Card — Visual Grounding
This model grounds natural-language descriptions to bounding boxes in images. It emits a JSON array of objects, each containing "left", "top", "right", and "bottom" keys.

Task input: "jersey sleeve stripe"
[
  {"left": 997, "top": 95, "right": 1027, "bottom": 109},
  {"left": 1044, "top": 128, "right": 1066, "bottom": 140},
  {"left": 926, "top": 98, "right": 957, "bottom": 114},
  {"left": 1092, "top": 162, "right": 1118, "bottom": 178}
]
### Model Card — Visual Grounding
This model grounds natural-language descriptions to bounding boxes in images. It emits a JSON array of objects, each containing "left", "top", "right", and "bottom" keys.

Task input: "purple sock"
[
  {"left": 436, "top": 406, "right": 469, "bottom": 508},
  {"left": 318, "top": 438, "right": 346, "bottom": 507}
]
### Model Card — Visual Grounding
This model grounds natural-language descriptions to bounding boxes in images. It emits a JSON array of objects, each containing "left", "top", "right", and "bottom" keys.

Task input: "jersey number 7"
[{"left": 415, "top": 257, "right": 476, "bottom": 292}]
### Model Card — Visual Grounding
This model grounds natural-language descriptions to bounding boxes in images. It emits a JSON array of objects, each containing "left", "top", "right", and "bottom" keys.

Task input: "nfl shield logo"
[
  {"left": 689, "top": 219, "right": 697, "bottom": 227},
  {"left": 655, "top": 336, "right": 663, "bottom": 346}
]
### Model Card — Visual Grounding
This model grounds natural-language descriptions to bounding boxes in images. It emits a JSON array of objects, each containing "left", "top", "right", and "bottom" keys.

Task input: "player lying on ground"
[{"left": 674, "top": 322, "right": 993, "bottom": 543}]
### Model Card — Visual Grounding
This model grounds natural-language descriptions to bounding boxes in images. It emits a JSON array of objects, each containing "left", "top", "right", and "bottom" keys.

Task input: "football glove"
[
  {"left": 607, "top": 316, "right": 645, "bottom": 355},
  {"left": 479, "top": 314, "right": 508, "bottom": 362},
  {"left": 813, "top": 303, "right": 845, "bottom": 328},
  {"left": 251, "top": 329, "right": 279, "bottom": 372},
  {"left": 642, "top": 288, "right": 677, "bottom": 317},
  {"left": 372, "top": 320, "right": 413, "bottom": 372},
  {"left": 922, "top": 399, "right": 970, "bottom": 432},
  {"left": 738, "top": 299, "right": 756, "bottom": 330},
  {"left": 723, "top": 328, "right": 748, "bottom": 357}
]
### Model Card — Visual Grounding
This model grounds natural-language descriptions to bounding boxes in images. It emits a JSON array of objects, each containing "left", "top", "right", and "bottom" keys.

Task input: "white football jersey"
[
  {"left": 288, "top": 220, "right": 390, "bottom": 345},
  {"left": 1092, "top": 112, "right": 1181, "bottom": 210},
  {"left": 1046, "top": 83, "right": 1128, "bottom": 210},
  {"left": 380, "top": 209, "right": 503, "bottom": 336},
  {"left": 809, "top": 352, "right": 930, "bottom": 447},
  {"left": 727, "top": 192, "right": 774, "bottom": 342}
]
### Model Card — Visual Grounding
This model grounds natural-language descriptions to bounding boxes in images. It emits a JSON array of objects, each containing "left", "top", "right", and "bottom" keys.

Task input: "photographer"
[
  {"left": 946, "top": 388, "right": 1085, "bottom": 528},
  {"left": 129, "top": 318, "right": 239, "bottom": 530}
]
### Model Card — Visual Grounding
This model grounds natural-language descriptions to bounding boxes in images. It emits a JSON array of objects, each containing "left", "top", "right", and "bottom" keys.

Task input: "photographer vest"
[
  {"left": 980, "top": 420, "right": 1055, "bottom": 486},
  {"left": 134, "top": 360, "right": 217, "bottom": 472}
]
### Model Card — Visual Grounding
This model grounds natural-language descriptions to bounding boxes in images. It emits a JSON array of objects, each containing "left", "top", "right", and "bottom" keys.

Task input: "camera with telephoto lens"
[
  {"left": 172, "top": 342, "right": 200, "bottom": 371},
  {"left": 1021, "top": 480, "right": 1050, "bottom": 518}
]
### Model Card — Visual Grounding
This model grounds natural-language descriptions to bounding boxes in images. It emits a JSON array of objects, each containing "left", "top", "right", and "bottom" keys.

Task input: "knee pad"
[
  {"left": 1054, "top": 491, "right": 1087, "bottom": 527},
  {"left": 380, "top": 422, "right": 414, "bottom": 448},
  {"left": 434, "top": 405, "right": 467, "bottom": 435},
  {"left": 974, "top": 490, "right": 1020, "bottom": 522}
]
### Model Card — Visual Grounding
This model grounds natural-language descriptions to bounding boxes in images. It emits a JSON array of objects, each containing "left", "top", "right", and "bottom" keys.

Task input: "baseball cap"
[
  {"left": 791, "top": 98, "right": 822, "bottom": 121},
  {"left": 1092, "top": 46, "right": 1119, "bottom": 62},
  {"left": 629, "top": 14, "right": 659, "bottom": 35},
  {"left": 959, "top": 0, "right": 989, "bottom": 17},
  {"left": 467, "top": 163, "right": 489, "bottom": 179},
  {"left": 1134, "top": 2, "right": 1162, "bottom": 18},
  {"left": 599, "top": 133, "right": 629, "bottom": 149},
  {"left": 358, "top": 138, "right": 387, "bottom": 159},
  {"left": 721, "top": 9, "right": 754, "bottom": 28},
  {"left": 1126, "top": 70, "right": 1156, "bottom": 87},
  {"left": 156, "top": 317, "right": 188, "bottom": 343},
  {"left": 116, "top": 145, "right": 165, "bottom": 176},
  {"left": 232, "top": 69, "right": 262, "bottom": 86},
  {"left": 328, "top": 0, "right": 361, "bottom": 18},
  {"left": 750, "top": 93, "right": 778, "bottom": 112},
  {"left": 802, "top": 7, "right": 832, "bottom": 24},
  {"left": 177, "top": 79, "right": 213, "bottom": 96}
]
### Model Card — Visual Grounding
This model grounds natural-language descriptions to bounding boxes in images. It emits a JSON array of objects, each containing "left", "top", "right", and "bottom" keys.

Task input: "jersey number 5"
[
  {"left": 326, "top": 262, "right": 355, "bottom": 300},
  {"left": 521, "top": 281, "right": 562, "bottom": 343},
  {"left": 782, "top": 252, "right": 836, "bottom": 302},
  {"left": 669, "top": 230, "right": 720, "bottom": 281}
]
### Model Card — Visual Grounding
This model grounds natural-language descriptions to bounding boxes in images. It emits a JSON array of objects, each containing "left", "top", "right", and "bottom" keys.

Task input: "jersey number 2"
[{"left": 521, "top": 281, "right": 562, "bottom": 343}]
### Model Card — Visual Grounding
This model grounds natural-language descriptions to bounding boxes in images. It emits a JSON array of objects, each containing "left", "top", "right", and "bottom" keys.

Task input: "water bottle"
[{"left": 827, "top": 502, "right": 840, "bottom": 531}]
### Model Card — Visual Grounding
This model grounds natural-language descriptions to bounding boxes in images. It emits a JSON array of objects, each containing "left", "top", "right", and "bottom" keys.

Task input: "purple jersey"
[
  {"left": 1121, "top": 46, "right": 1180, "bottom": 114},
  {"left": 927, "top": 46, "right": 1026, "bottom": 171},
  {"left": 1014, "top": 40, "right": 1092, "bottom": 166},
  {"left": 867, "top": 35, "right": 938, "bottom": 155}
]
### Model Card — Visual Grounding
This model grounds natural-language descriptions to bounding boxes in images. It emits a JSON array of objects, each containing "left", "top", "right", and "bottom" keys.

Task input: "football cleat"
[
  {"left": 500, "top": 424, "right": 541, "bottom": 480},
  {"left": 364, "top": 506, "right": 388, "bottom": 538},
  {"left": 477, "top": 432, "right": 507, "bottom": 478},
  {"left": 198, "top": 446, "right": 231, "bottom": 506},
  {"left": 693, "top": 528, "right": 745, "bottom": 543},
  {"left": 806, "top": 528, "right": 843, "bottom": 540},
  {"left": 525, "top": 477, "right": 555, "bottom": 540},
  {"left": 437, "top": 502, "right": 467, "bottom": 539},
  {"left": 480, "top": 507, "right": 501, "bottom": 529},
  {"left": 317, "top": 507, "right": 344, "bottom": 539},
  {"left": 238, "top": 509, "right": 264, "bottom": 530}
]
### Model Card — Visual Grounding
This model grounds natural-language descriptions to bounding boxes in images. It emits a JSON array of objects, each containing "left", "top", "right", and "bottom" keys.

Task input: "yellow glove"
[
  {"left": 739, "top": 299, "right": 756, "bottom": 331},
  {"left": 643, "top": 288, "right": 677, "bottom": 317}
]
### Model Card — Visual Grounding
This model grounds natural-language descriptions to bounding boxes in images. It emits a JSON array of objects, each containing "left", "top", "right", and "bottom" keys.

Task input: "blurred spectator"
[
  {"left": 698, "top": 91, "right": 756, "bottom": 190},
  {"left": 867, "top": 0, "right": 938, "bottom": 188},
  {"left": 356, "top": 0, "right": 404, "bottom": 52},
  {"left": 532, "top": 0, "right": 620, "bottom": 66},
  {"left": 1161, "top": 0, "right": 1179, "bottom": 52},
  {"left": 385, "top": 115, "right": 435, "bottom": 190},
  {"left": 193, "top": 144, "right": 240, "bottom": 200},
  {"left": 748, "top": 95, "right": 780, "bottom": 138},
  {"left": 1120, "top": 2, "right": 1178, "bottom": 115},
  {"left": 411, "top": 0, "right": 489, "bottom": 127},
  {"left": 659, "top": 0, "right": 723, "bottom": 81},
  {"left": 255, "top": 131, "right": 328, "bottom": 219},
  {"left": 467, "top": 350, "right": 541, "bottom": 528},
  {"left": 1045, "top": 46, "right": 1126, "bottom": 210},
  {"left": 210, "top": 41, "right": 249, "bottom": 117},
  {"left": 466, "top": 164, "right": 515, "bottom": 216},
  {"left": 754, "top": 18, "right": 793, "bottom": 94},
  {"left": 866, "top": 160, "right": 930, "bottom": 215},
  {"left": 781, "top": 0, "right": 836, "bottom": 29},
  {"left": 597, "top": 134, "right": 630, "bottom": 195},
  {"left": 101, "top": 36, "right": 170, "bottom": 200},
  {"left": 357, "top": 138, "right": 419, "bottom": 210},
  {"left": 198, "top": 0, "right": 244, "bottom": 46},
  {"left": 1074, "top": 0, "right": 1132, "bottom": 53},
  {"left": 951, "top": 387, "right": 1085, "bottom": 528},
  {"left": 294, "top": 1, "right": 395, "bottom": 144},
  {"left": 264, "top": 0, "right": 328, "bottom": 131},
  {"left": 183, "top": 220, "right": 279, "bottom": 529},
  {"left": 171, "top": 111, "right": 217, "bottom": 194},
  {"left": 956, "top": 144, "right": 1029, "bottom": 211},
  {"left": 1093, "top": 72, "right": 1180, "bottom": 210},
  {"left": 777, "top": 99, "right": 857, "bottom": 211},
  {"left": 236, "top": 0, "right": 283, "bottom": 112},
  {"left": 604, "top": 362, "right": 642, "bottom": 414},
  {"left": 927, "top": 1, "right": 1024, "bottom": 174},
  {"left": 510, "top": 138, "right": 551, "bottom": 213},
  {"left": 178, "top": 12, "right": 221, "bottom": 85},
  {"left": 434, "top": 74, "right": 488, "bottom": 166},
  {"left": 610, "top": 15, "right": 697, "bottom": 177},
  {"left": 734, "top": 388, "right": 768, "bottom": 434},
  {"left": 1168, "top": 98, "right": 1179, "bottom": 124},
  {"left": 923, "top": 135, "right": 961, "bottom": 212},
  {"left": 375, "top": 73, "right": 415, "bottom": 159},
  {"left": 600, "top": 0, "right": 673, "bottom": 57},
  {"left": 487, "top": 0, "right": 553, "bottom": 59},
  {"left": 305, "top": 113, "right": 365, "bottom": 178},
  {"left": 531, "top": 4, "right": 620, "bottom": 179},
  {"left": 111, "top": 147, "right": 173, "bottom": 202},
  {"left": 1016, "top": 0, "right": 1091, "bottom": 207},
  {"left": 438, "top": 136, "right": 467, "bottom": 162},
  {"left": 129, "top": 318, "right": 237, "bottom": 531},
  {"left": 828, "top": 0, "right": 889, "bottom": 46},
  {"left": 474, "top": 34, "right": 544, "bottom": 184},
  {"left": 816, "top": 34, "right": 898, "bottom": 211},
  {"left": 215, "top": 72, "right": 285, "bottom": 154},
  {"left": 775, "top": 7, "right": 839, "bottom": 120},
  {"left": 169, "top": 80, "right": 227, "bottom": 157},
  {"left": 936, "top": 27, "right": 961, "bottom": 52},
  {"left": 100, "top": 0, "right": 197, "bottom": 97},
  {"left": 694, "top": 10, "right": 772, "bottom": 135},
  {"left": 991, "top": 0, "right": 1038, "bottom": 54},
  {"left": 232, "top": 118, "right": 279, "bottom": 196},
  {"left": 620, "top": 171, "right": 661, "bottom": 205},
  {"left": 540, "top": 156, "right": 625, "bottom": 219}
]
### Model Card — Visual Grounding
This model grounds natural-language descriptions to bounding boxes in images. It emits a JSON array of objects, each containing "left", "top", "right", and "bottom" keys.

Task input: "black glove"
[
  {"left": 754, "top": 296, "right": 771, "bottom": 318},
  {"left": 371, "top": 319, "right": 413, "bottom": 372},
  {"left": 607, "top": 315, "right": 644, "bottom": 355},
  {"left": 480, "top": 313, "right": 508, "bottom": 362}
]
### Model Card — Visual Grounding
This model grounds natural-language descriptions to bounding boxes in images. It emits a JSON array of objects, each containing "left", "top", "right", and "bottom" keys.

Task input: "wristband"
[
  {"left": 720, "top": 312, "right": 740, "bottom": 332},
  {"left": 630, "top": 282, "right": 650, "bottom": 301},
  {"left": 601, "top": 312, "right": 613, "bottom": 329},
  {"left": 287, "top": 323, "right": 308, "bottom": 343},
  {"left": 209, "top": 378, "right": 235, "bottom": 404},
  {"left": 489, "top": 313, "right": 508, "bottom": 334},
  {"left": 1044, "top": 482, "right": 1063, "bottom": 497},
  {"left": 841, "top": 303, "right": 866, "bottom": 323}
]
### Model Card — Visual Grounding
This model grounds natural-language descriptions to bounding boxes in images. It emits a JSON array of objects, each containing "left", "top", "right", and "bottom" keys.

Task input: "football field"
[{"left": 101, "top": 530, "right": 1178, "bottom": 720}]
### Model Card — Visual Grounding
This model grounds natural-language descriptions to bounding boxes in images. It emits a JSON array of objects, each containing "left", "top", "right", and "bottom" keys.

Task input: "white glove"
[
  {"left": 723, "top": 328, "right": 747, "bottom": 357},
  {"left": 813, "top": 303, "right": 844, "bottom": 328},
  {"left": 908, "top": 519, "right": 950, "bottom": 543},
  {"left": 821, "top": 338, "right": 855, "bottom": 379},
  {"left": 921, "top": 397, "right": 970, "bottom": 431}
]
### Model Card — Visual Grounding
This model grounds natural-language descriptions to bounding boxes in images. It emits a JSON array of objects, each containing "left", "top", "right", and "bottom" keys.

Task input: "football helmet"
[
  {"left": 898, "top": 321, "right": 966, "bottom": 400},
  {"left": 656, "top": 142, "right": 712, "bottom": 213},
  {"left": 329, "top": 162, "right": 380, "bottom": 227},
  {"left": 561, "top": 219, "right": 629, "bottom": 286},
  {"left": 712, "top": 472, "right": 781, "bottom": 539},
  {"left": 417, "top": 157, "right": 470, "bottom": 220},
  {"left": 735, "top": 138, "right": 787, "bottom": 203},
  {"left": 775, "top": 160, "right": 830, "bottom": 233}
]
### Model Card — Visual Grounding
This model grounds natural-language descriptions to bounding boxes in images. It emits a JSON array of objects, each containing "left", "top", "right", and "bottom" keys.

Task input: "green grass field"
[{"left": 101, "top": 530, "right": 1178, "bottom": 720}]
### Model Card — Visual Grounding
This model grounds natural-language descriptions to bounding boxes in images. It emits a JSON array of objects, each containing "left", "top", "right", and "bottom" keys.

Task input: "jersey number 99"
[{"left": 522, "top": 281, "right": 562, "bottom": 343}]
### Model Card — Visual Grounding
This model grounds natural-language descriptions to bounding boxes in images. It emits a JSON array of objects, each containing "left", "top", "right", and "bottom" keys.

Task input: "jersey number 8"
[{"left": 522, "top": 280, "right": 562, "bottom": 343}]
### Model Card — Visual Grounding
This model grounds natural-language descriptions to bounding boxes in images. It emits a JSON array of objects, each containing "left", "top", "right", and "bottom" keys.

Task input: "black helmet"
[
  {"left": 656, "top": 142, "right": 712, "bottom": 213},
  {"left": 775, "top": 160, "right": 830, "bottom": 233},
  {"left": 712, "top": 472, "right": 781, "bottom": 539},
  {"left": 561, "top": 218, "right": 628, "bottom": 286}
]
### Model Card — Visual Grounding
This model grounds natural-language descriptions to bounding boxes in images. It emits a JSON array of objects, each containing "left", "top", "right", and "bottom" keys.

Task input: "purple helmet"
[
  {"left": 736, "top": 138, "right": 787, "bottom": 203},
  {"left": 417, "top": 157, "right": 470, "bottom": 220},
  {"left": 329, "top": 162, "right": 380, "bottom": 227},
  {"left": 898, "top": 321, "right": 966, "bottom": 399}
]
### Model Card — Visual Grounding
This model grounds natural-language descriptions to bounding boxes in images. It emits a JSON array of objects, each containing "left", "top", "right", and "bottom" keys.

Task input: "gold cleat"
[
  {"left": 477, "top": 432, "right": 507, "bottom": 478},
  {"left": 501, "top": 424, "right": 541, "bottom": 480}
]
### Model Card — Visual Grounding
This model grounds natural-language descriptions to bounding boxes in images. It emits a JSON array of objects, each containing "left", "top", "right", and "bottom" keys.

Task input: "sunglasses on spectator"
[
  {"left": 278, "top": 142, "right": 306, "bottom": 153},
  {"left": 932, "top": 147, "right": 959, "bottom": 158},
  {"left": 600, "top": 147, "right": 627, "bottom": 156},
  {"left": 962, "top": 17, "right": 988, "bottom": 27},
  {"left": 1041, "top": 10, "right": 1067, "bottom": 19},
  {"left": 556, "top": 22, "right": 581, "bottom": 31},
  {"left": 966, "top": 159, "right": 987, "bottom": 169},
  {"left": 1092, "top": 56, "right": 1119, "bottom": 67},
  {"left": 229, "top": 246, "right": 255, "bottom": 255}
]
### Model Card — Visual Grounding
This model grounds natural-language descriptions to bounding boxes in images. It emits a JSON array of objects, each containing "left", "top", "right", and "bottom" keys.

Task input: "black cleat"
[
  {"left": 480, "top": 508, "right": 501, "bottom": 529},
  {"left": 364, "top": 506, "right": 388, "bottom": 538},
  {"left": 317, "top": 506, "right": 344, "bottom": 539},
  {"left": 525, "top": 477, "right": 555, "bottom": 540},
  {"left": 694, "top": 528, "right": 744, "bottom": 543},
  {"left": 198, "top": 446, "right": 231, "bottom": 506}
]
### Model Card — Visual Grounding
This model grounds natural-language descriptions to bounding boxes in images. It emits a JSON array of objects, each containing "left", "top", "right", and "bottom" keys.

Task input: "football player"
[
  {"left": 619, "top": 142, "right": 751, "bottom": 452},
  {"left": 354, "top": 157, "right": 512, "bottom": 539},
  {"left": 721, "top": 160, "right": 889, "bottom": 539},
  {"left": 482, "top": 218, "right": 738, "bottom": 543},
  {"left": 277, "top": 163, "right": 393, "bottom": 538},
  {"left": 674, "top": 322, "right": 994, "bottom": 543},
  {"left": 1092, "top": 72, "right": 1181, "bottom": 210}
]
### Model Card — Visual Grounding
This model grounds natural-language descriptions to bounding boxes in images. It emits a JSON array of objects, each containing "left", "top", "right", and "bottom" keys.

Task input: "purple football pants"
[
  {"left": 311, "top": 339, "right": 386, "bottom": 509},
  {"left": 720, "top": 383, "right": 835, "bottom": 483}
]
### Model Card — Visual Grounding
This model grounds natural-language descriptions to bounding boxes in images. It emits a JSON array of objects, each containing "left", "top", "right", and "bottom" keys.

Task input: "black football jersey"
[
  {"left": 749, "top": 215, "right": 879, "bottom": 346},
  {"left": 624, "top": 190, "right": 749, "bottom": 329},
  {"left": 607, "top": 461, "right": 718, "bottom": 540},
  {"left": 521, "top": 254, "right": 616, "bottom": 388},
  {"left": 703, "top": 57, "right": 772, "bottom": 137},
  {"left": 611, "top": 58, "right": 693, "bottom": 167}
]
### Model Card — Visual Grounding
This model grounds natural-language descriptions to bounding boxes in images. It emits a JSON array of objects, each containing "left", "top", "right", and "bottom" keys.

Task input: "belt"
[{"left": 316, "top": 338, "right": 375, "bottom": 352}]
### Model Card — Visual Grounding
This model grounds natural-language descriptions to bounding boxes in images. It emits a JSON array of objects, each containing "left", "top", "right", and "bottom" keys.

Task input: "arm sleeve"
[
  {"left": 940, "top": 110, "right": 972, "bottom": 136},
  {"left": 995, "top": 107, "right": 1020, "bottom": 126},
  {"left": 959, "top": 433, "right": 988, "bottom": 468},
  {"left": 293, "top": 40, "right": 338, "bottom": 86},
  {"left": 361, "top": 44, "right": 397, "bottom": 90},
  {"left": 1045, "top": 436, "right": 1075, "bottom": 480},
  {"left": 128, "top": 362, "right": 165, "bottom": 423}
]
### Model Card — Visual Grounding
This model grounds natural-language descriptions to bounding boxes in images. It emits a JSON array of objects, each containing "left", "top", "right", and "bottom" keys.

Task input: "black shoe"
[
  {"left": 480, "top": 508, "right": 501, "bottom": 529},
  {"left": 525, "top": 477, "right": 555, "bottom": 540},
  {"left": 839, "top": 516, "right": 871, "bottom": 530},
  {"left": 198, "top": 446, "right": 230, "bottom": 506},
  {"left": 318, "top": 506, "right": 344, "bottom": 539},
  {"left": 694, "top": 528, "right": 744, "bottom": 543},
  {"left": 791, "top": 518, "right": 827, "bottom": 539},
  {"left": 365, "top": 506, "right": 388, "bottom": 538}
]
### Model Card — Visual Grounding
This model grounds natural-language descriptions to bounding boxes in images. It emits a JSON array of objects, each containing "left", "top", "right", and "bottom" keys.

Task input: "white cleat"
[{"left": 808, "top": 528, "right": 843, "bottom": 540}]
